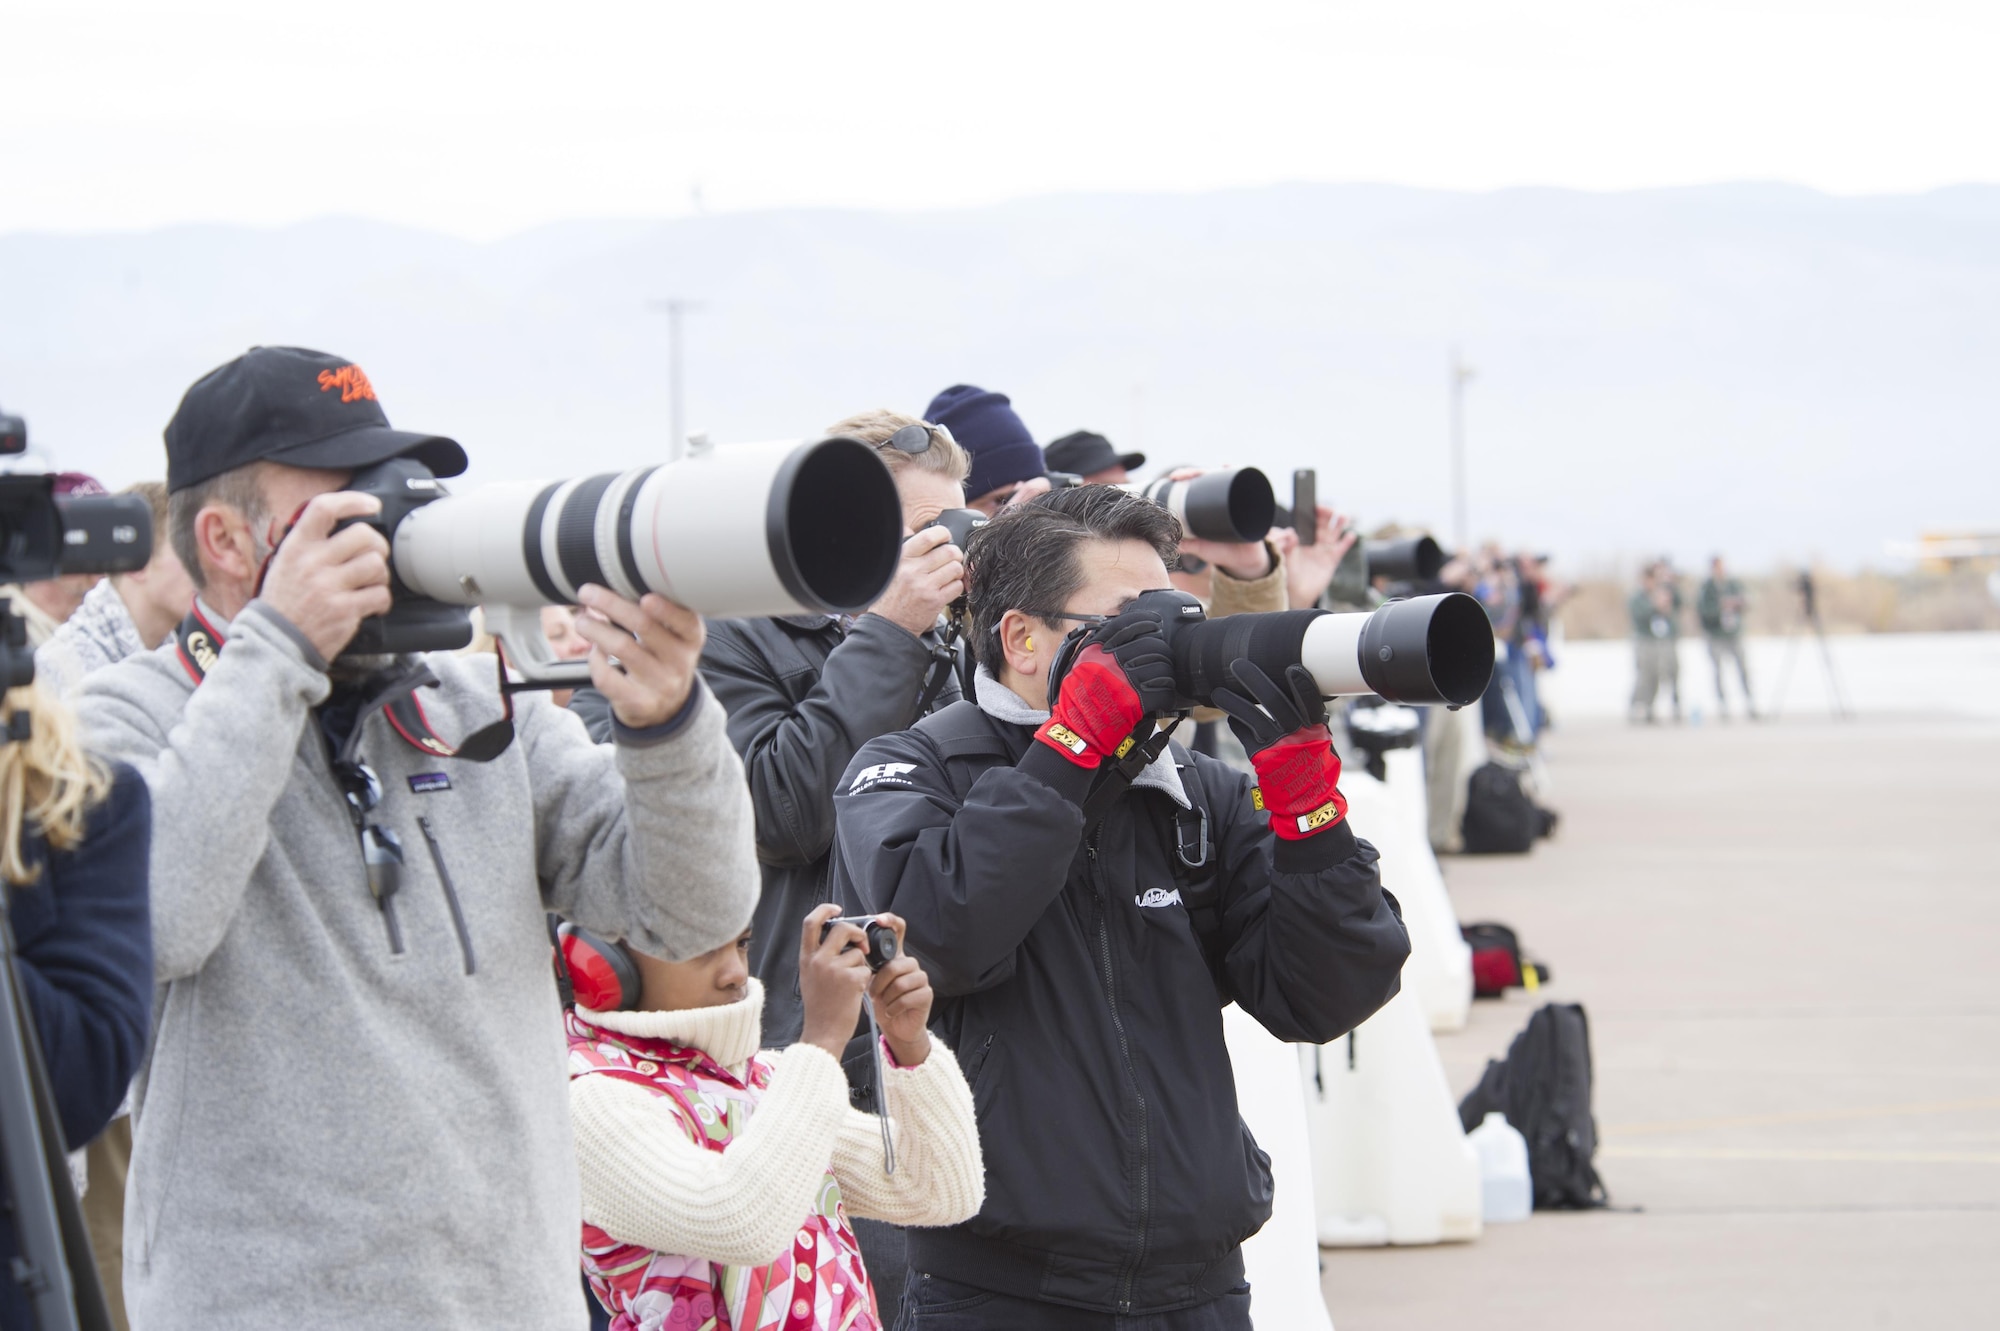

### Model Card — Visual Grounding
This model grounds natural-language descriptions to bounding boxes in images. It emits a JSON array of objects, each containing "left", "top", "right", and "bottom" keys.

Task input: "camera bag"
[
  {"left": 1456, "top": 1002, "right": 1608, "bottom": 1209},
  {"left": 1460, "top": 921, "right": 1552, "bottom": 998},
  {"left": 1460, "top": 762, "right": 1552, "bottom": 853}
]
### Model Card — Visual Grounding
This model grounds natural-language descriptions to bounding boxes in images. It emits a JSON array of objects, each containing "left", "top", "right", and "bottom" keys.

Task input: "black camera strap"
[
  {"left": 174, "top": 607, "right": 502, "bottom": 762},
  {"left": 1078, "top": 713, "right": 1186, "bottom": 832}
]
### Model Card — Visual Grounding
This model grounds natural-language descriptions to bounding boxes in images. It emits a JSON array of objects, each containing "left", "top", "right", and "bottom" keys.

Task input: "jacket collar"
[{"left": 973, "top": 667, "right": 1190, "bottom": 809}]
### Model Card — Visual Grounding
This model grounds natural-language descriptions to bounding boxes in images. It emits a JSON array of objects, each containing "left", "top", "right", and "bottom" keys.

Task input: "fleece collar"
[{"left": 973, "top": 666, "right": 1190, "bottom": 809}]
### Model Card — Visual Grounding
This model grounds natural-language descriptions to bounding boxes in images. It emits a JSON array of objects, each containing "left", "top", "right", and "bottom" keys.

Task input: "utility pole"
[
  {"left": 1449, "top": 346, "right": 1475, "bottom": 552},
  {"left": 648, "top": 298, "right": 704, "bottom": 460}
]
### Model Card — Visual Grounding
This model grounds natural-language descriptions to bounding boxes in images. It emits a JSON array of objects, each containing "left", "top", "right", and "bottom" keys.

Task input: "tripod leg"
[{"left": 1814, "top": 627, "right": 1853, "bottom": 720}]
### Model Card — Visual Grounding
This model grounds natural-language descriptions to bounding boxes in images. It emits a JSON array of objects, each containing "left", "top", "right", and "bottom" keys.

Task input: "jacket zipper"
[
  {"left": 417, "top": 816, "right": 478, "bottom": 975},
  {"left": 1087, "top": 828, "right": 1151, "bottom": 1313}
]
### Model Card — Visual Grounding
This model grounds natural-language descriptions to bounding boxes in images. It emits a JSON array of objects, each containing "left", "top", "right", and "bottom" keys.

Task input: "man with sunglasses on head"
[
  {"left": 75, "top": 347, "right": 759, "bottom": 1331},
  {"left": 830, "top": 485, "right": 1409, "bottom": 1330}
]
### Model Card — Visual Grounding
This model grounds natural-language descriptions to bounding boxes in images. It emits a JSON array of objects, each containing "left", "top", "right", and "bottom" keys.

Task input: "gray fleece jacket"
[{"left": 76, "top": 599, "right": 759, "bottom": 1331}]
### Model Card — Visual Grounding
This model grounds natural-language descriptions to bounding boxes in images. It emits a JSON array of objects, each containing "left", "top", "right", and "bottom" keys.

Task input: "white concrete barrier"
[
  {"left": 1300, "top": 985, "right": 1482, "bottom": 1248},
  {"left": 1341, "top": 751, "right": 1473, "bottom": 1033},
  {"left": 1224, "top": 1005, "right": 1335, "bottom": 1331}
]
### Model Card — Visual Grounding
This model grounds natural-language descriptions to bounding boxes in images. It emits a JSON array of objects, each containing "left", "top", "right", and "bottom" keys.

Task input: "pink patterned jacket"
[{"left": 566, "top": 1010, "right": 881, "bottom": 1331}]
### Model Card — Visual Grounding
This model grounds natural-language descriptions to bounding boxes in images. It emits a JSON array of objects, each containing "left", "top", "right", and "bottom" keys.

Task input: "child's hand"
[
  {"left": 866, "top": 915, "right": 934, "bottom": 1067},
  {"left": 798, "top": 905, "right": 871, "bottom": 1060}
]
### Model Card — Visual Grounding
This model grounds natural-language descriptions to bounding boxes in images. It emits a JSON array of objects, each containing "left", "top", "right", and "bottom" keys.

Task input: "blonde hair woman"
[{"left": 0, "top": 677, "right": 153, "bottom": 1329}]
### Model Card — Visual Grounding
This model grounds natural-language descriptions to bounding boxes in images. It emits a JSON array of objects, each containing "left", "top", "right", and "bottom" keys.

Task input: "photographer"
[
  {"left": 1, "top": 682, "right": 152, "bottom": 1330},
  {"left": 566, "top": 905, "right": 983, "bottom": 1330},
  {"left": 76, "top": 347, "right": 758, "bottom": 1330},
  {"left": 925, "top": 386, "right": 1052, "bottom": 516},
  {"left": 831, "top": 485, "right": 1408, "bottom": 1329},
  {"left": 0, "top": 473, "right": 118, "bottom": 649}
]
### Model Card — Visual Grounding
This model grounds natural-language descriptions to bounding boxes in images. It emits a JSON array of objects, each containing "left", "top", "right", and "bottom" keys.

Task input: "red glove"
[
  {"left": 1035, "top": 614, "right": 1176, "bottom": 769},
  {"left": 1212, "top": 660, "right": 1347, "bottom": 840}
]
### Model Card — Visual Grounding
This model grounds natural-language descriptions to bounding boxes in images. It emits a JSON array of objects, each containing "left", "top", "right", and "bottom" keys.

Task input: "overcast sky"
[{"left": 5, "top": 0, "right": 1997, "bottom": 238}]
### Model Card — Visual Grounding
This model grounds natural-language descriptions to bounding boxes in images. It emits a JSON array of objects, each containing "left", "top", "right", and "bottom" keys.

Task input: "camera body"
[
  {"left": 820, "top": 916, "right": 899, "bottom": 972},
  {"left": 930, "top": 507, "right": 988, "bottom": 551},
  {"left": 338, "top": 458, "right": 475, "bottom": 656}
]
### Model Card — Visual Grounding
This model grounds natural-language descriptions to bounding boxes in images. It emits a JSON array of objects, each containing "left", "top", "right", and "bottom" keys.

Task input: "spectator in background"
[
  {"left": 0, "top": 682, "right": 152, "bottom": 1331},
  {"left": 1041, "top": 429, "right": 1144, "bottom": 485},
  {"left": 39, "top": 482, "right": 195, "bottom": 701},
  {"left": 925, "top": 385, "right": 1051, "bottom": 516},
  {"left": 538, "top": 604, "right": 596, "bottom": 709},
  {"left": 1698, "top": 555, "right": 1757, "bottom": 720},
  {"left": 3, "top": 473, "right": 115, "bottom": 647},
  {"left": 1629, "top": 560, "right": 1683, "bottom": 724}
]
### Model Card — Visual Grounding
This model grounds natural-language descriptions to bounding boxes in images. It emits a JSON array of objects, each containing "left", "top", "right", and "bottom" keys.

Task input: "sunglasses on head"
[{"left": 880, "top": 422, "right": 954, "bottom": 456}]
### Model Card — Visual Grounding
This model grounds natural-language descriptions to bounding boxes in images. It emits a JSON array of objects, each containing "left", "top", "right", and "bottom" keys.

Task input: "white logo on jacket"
[
  {"left": 847, "top": 762, "right": 918, "bottom": 794},
  {"left": 1134, "top": 887, "right": 1184, "bottom": 909}
]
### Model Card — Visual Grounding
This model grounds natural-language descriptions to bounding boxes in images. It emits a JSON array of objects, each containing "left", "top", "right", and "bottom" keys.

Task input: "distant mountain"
[{"left": 3, "top": 183, "right": 1996, "bottom": 570}]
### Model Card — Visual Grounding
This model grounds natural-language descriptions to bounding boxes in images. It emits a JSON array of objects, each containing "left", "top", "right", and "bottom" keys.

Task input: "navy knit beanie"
[{"left": 926, "top": 384, "right": 1045, "bottom": 502}]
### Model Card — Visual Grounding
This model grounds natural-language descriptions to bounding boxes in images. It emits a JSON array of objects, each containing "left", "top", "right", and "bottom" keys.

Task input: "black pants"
[
  {"left": 855, "top": 1218, "right": 909, "bottom": 1324},
  {"left": 894, "top": 1272, "right": 1253, "bottom": 1330}
]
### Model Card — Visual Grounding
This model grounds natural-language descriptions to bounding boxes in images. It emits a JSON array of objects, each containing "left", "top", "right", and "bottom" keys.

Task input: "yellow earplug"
[{"left": 1026, "top": 635, "right": 1036, "bottom": 650}]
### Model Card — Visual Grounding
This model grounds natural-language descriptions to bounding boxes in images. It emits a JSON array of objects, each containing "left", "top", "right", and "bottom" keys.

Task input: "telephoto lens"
[
  {"left": 1364, "top": 536, "right": 1446, "bottom": 583},
  {"left": 1127, "top": 469, "right": 1276, "bottom": 544},
  {"left": 391, "top": 436, "right": 904, "bottom": 621},
  {"left": 1067, "top": 588, "right": 1494, "bottom": 710},
  {"left": 0, "top": 475, "right": 153, "bottom": 584}
]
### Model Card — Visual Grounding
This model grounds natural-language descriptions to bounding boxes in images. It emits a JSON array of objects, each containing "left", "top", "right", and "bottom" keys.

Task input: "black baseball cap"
[
  {"left": 1043, "top": 430, "right": 1145, "bottom": 478},
  {"left": 164, "top": 346, "right": 467, "bottom": 493}
]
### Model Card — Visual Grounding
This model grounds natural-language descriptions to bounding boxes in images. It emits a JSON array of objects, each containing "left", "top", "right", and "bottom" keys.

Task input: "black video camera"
[
  {"left": 0, "top": 410, "right": 157, "bottom": 690},
  {"left": 820, "top": 915, "right": 900, "bottom": 972}
]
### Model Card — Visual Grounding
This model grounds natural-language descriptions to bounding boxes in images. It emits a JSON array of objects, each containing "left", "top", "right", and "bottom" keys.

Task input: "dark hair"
[{"left": 966, "top": 485, "right": 1182, "bottom": 672}]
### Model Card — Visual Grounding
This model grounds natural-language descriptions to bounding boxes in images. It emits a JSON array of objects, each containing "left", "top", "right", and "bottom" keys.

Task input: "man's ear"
[
  {"left": 193, "top": 504, "right": 255, "bottom": 588},
  {"left": 998, "top": 609, "right": 1044, "bottom": 680}
]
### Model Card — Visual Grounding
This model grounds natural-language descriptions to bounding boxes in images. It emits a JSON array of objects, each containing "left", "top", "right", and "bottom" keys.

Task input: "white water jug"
[{"left": 1468, "top": 1111, "right": 1532, "bottom": 1223}]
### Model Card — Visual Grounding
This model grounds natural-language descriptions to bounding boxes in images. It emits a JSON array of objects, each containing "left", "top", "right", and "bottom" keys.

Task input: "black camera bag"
[
  {"left": 1460, "top": 762, "right": 1547, "bottom": 853},
  {"left": 1457, "top": 1002, "right": 1608, "bottom": 1209}
]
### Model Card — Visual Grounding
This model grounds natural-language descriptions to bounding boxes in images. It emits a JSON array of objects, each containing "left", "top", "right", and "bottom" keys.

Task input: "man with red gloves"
[{"left": 831, "top": 485, "right": 1408, "bottom": 1331}]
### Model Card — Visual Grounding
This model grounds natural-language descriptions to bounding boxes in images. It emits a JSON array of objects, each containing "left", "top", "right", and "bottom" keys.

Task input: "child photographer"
[
  {"left": 565, "top": 904, "right": 983, "bottom": 1331},
  {"left": 0, "top": 677, "right": 152, "bottom": 1330}
]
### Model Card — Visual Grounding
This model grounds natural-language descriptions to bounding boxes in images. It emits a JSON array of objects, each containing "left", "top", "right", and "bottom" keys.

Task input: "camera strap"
[
  {"left": 174, "top": 607, "right": 500, "bottom": 762},
  {"left": 1078, "top": 714, "right": 1186, "bottom": 832}
]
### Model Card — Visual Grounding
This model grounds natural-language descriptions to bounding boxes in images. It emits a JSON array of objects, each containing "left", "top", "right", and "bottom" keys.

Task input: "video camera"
[
  {"left": 1049, "top": 587, "right": 1494, "bottom": 712},
  {"left": 0, "top": 409, "right": 156, "bottom": 691},
  {"left": 334, "top": 435, "right": 906, "bottom": 684}
]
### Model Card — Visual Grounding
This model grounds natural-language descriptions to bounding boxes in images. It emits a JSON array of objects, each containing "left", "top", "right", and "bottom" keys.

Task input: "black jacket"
[
  {"left": 666, "top": 613, "right": 958, "bottom": 1042},
  {"left": 2, "top": 765, "right": 153, "bottom": 1330},
  {"left": 829, "top": 699, "right": 1408, "bottom": 1315}
]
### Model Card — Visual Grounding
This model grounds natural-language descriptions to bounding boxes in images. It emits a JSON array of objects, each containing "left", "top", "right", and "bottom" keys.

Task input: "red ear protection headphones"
[{"left": 554, "top": 922, "right": 641, "bottom": 1011}]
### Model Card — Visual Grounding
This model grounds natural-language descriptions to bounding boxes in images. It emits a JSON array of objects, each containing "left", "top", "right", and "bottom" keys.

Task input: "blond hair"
[
  {"left": 0, "top": 682, "right": 111, "bottom": 885},
  {"left": 826, "top": 409, "right": 972, "bottom": 485}
]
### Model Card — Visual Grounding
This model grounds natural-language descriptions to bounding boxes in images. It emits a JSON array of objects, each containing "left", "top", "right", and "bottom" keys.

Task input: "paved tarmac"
[{"left": 1321, "top": 712, "right": 2000, "bottom": 1330}]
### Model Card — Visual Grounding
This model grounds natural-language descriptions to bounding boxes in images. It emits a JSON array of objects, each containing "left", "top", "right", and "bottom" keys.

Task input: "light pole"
[
  {"left": 648, "top": 298, "right": 704, "bottom": 460},
  {"left": 1449, "top": 346, "right": 1475, "bottom": 552}
]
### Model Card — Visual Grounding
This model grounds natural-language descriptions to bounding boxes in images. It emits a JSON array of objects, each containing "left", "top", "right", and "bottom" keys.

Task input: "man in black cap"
[
  {"left": 76, "top": 347, "right": 758, "bottom": 1330},
  {"left": 1042, "top": 429, "right": 1146, "bottom": 485}
]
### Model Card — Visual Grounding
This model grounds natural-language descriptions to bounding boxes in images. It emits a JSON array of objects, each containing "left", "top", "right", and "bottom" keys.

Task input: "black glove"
[
  {"left": 1210, "top": 659, "right": 1329, "bottom": 755},
  {"left": 1081, "top": 609, "right": 1179, "bottom": 718}
]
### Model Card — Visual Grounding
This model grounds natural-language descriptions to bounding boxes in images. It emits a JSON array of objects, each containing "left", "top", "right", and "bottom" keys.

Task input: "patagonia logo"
[
  {"left": 1295, "top": 801, "right": 1342, "bottom": 834},
  {"left": 847, "top": 761, "right": 917, "bottom": 794},
  {"left": 316, "top": 364, "right": 377, "bottom": 404},
  {"left": 1135, "top": 887, "right": 1183, "bottom": 909},
  {"left": 408, "top": 772, "right": 452, "bottom": 794},
  {"left": 1046, "top": 723, "right": 1088, "bottom": 756}
]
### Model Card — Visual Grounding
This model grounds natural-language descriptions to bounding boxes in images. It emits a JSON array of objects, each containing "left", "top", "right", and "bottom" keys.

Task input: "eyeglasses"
[
  {"left": 881, "top": 422, "right": 955, "bottom": 455},
  {"left": 334, "top": 758, "right": 406, "bottom": 951}
]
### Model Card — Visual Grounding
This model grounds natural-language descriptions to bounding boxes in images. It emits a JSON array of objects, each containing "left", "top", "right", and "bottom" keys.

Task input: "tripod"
[{"left": 1767, "top": 571, "right": 1853, "bottom": 721}]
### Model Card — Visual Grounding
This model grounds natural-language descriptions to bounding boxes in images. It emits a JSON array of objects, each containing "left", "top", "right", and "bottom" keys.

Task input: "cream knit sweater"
[{"left": 570, "top": 979, "right": 985, "bottom": 1268}]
